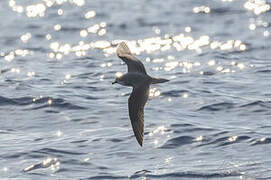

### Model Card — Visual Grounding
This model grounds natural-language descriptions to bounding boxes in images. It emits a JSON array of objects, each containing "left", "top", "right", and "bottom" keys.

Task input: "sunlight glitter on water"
[
  {"left": 85, "top": 10, "right": 96, "bottom": 19},
  {"left": 56, "top": 130, "right": 63, "bottom": 137},
  {"left": 48, "top": 99, "right": 52, "bottom": 105},
  {"left": 7, "top": 0, "right": 248, "bottom": 63},
  {"left": 228, "top": 136, "right": 238, "bottom": 142},
  {"left": 149, "top": 126, "right": 167, "bottom": 136},
  {"left": 9, "top": 3, "right": 247, "bottom": 62},
  {"left": 153, "top": 139, "right": 159, "bottom": 145},
  {"left": 208, "top": 60, "right": 216, "bottom": 66},
  {"left": 193, "top": 6, "right": 211, "bottom": 14},
  {"left": 99, "top": 75, "right": 105, "bottom": 81},
  {"left": 11, "top": 68, "right": 20, "bottom": 73},
  {"left": 9, "top": 0, "right": 86, "bottom": 18},
  {"left": 54, "top": 24, "right": 61, "bottom": 31},
  {"left": 149, "top": 88, "right": 161, "bottom": 97},
  {"left": 152, "top": 58, "right": 164, "bottom": 63},
  {"left": 2, "top": 167, "right": 8, "bottom": 172},
  {"left": 4, "top": 53, "right": 15, "bottom": 62},
  {"left": 183, "top": 93, "right": 189, "bottom": 98},
  {"left": 83, "top": 157, "right": 91, "bottom": 162},
  {"left": 3, "top": 49, "right": 30, "bottom": 62},
  {"left": 24, "top": 157, "right": 60, "bottom": 172},
  {"left": 65, "top": 74, "right": 71, "bottom": 80},
  {"left": 164, "top": 61, "right": 179, "bottom": 72},
  {"left": 27, "top": 71, "right": 35, "bottom": 77},
  {"left": 80, "top": 30, "right": 88, "bottom": 37},
  {"left": 195, "top": 136, "right": 203, "bottom": 142},
  {"left": 263, "top": 30, "right": 270, "bottom": 36},
  {"left": 244, "top": 0, "right": 270, "bottom": 15},
  {"left": 57, "top": 9, "right": 63, "bottom": 15},
  {"left": 103, "top": 34, "right": 246, "bottom": 59},
  {"left": 20, "top": 33, "right": 31, "bottom": 43},
  {"left": 23, "top": 165, "right": 34, "bottom": 172}
]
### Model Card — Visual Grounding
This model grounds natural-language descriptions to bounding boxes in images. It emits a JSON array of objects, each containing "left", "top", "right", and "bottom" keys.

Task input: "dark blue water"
[{"left": 1, "top": 0, "right": 271, "bottom": 179}]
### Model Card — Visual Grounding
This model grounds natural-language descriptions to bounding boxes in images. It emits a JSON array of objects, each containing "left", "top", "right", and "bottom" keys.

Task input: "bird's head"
[
  {"left": 112, "top": 76, "right": 121, "bottom": 85},
  {"left": 112, "top": 72, "right": 126, "bottom": 85}
]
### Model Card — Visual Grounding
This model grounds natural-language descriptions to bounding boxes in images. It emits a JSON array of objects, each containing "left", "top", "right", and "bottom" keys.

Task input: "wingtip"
[
  {"left": 138, "top": 140, "right": 143, "bottom": 147},
  {"left": 135, "top": 135, "right": 144, "bottom": 147},
  {"left": 117, "top": 41, "right": 132, "bottom": 56}
]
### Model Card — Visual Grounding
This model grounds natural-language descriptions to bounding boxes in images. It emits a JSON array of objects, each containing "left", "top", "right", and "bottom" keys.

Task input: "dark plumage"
[{"left": 113, "top": 42, "right": 169, "bottom": 146}]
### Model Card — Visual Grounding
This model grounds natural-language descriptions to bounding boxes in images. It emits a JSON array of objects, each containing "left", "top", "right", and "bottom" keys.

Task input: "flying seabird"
[{"left": 112, "top": 42, "right": 169, "bottom": 146}]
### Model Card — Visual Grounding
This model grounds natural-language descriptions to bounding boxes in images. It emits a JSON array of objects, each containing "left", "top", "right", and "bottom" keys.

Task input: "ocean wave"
[
  {"left": 82, "top": 170, "right": 241, "bottom": 180},
  {"left": 0, "top": 96, "right": 33, "bottom": 106},
  {"left": 0, "top": 96, "right": 86, "bottom": 110},
  {"left": 239, "top": 101, "right": 271, "bottom": 109},
  {"left": 162, "top": 90, "right": 189, "bottom": 97},
  {"left": 197, "top": 102, "right": 235, "bottom": 111},
  {"left": 197, "top": 100, "right": 271, "bottom": 114},
  {"left": 82, "top": 175, "right": 126, "bottom": 180},
  {"left": 34, "top": 148, "right": 87, "bottom": 156},
  {"left": 252, "top": 138, "right": 271, "bottom": 146},
  {"left": 159, "top": 136, "right": 194, "bottom": 149},
  {"left": 216, "top": 135, "right": 251, "bottom": 147},
  {"left": 31, "top": 97, "right": 86, "bottom": 110},
  {"left": 136, "top": 171, "right": 241, "bottom": 179}
]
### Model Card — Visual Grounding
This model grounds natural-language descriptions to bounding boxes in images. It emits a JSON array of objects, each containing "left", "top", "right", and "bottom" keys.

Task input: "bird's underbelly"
[{"left": 122, "top": 73, "right": 150, "bottom": 88}]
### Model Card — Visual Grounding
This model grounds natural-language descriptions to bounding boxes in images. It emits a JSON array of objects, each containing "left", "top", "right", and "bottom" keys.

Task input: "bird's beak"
[{"left": 112, "top": 80, "right": 116, "bottom": 84}]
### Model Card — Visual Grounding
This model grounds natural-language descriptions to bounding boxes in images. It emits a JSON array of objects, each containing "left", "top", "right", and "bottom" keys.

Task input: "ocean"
[{"left": 1, "top": 0, "right": 271, "bottom": 179}]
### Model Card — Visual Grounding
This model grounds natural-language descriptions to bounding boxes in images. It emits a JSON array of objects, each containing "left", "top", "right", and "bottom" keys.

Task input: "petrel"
[{"left": 112, "top": 42, "right": 169, "bottom": 146}]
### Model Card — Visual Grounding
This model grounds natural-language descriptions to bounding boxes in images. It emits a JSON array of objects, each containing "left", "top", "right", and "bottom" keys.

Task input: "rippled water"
[{"left": 1, "top": 0, "right": 271, "bottom": 179}]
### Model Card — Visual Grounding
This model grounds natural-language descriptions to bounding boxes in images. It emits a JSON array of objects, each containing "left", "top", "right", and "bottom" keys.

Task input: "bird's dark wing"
[
  {"left": 128, "top": 82, "right": 150, "bottom": 146},
  {"left": 117, "top": 42, "right": 147, "bottom": 74}
]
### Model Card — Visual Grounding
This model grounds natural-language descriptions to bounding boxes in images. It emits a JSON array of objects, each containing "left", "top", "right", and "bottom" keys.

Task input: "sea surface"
[{"left": 1, "top": 0, "right": 271, "bottom": 179}]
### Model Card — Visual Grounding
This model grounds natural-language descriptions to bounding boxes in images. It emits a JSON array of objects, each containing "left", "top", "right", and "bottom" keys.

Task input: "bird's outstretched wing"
[
  {"left": 117, "top": 42, "right": 147, "bottom": 74},
  {"left": 128, "top": 82, "right": 150, "bottom": 146}
]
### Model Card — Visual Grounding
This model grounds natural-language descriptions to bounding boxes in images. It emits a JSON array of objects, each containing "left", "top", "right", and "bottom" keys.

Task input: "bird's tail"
[{"left": 151, "top": 77, "right": 169, "bottom": 84}]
